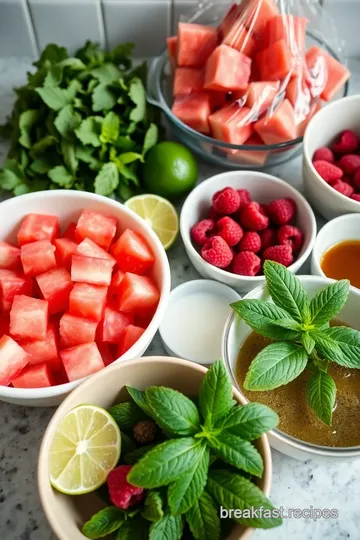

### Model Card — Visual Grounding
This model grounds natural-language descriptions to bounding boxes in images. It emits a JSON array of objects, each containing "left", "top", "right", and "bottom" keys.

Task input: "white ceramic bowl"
[
  {"left": 180, "top": 171, "right": 317, "bottom": 293},
  {"left": 222, "top": 276, "right": 360, "bottom": 461},
  {"left": 303, "top": 95, "right": 360, "bottom": 220},
  {"left": 311, "top": 213, "right": 360, "bottom": 282},
  {"left": 0, "top": 191, "right": 171, "bottom": 407}
]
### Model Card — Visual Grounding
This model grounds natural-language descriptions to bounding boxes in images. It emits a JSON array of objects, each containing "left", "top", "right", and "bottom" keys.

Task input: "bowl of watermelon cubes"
[
  {"left": 0, "top": 191, "right": 170, "bottom": 407},
  {"left": 148, "top": 0, "right": 350, "bottom": 169},
  {"left": 180, "top": 170, "right": 316, "bottom": 292}
]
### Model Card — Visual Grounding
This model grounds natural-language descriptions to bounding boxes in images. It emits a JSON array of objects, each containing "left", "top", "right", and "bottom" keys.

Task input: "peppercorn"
[{"left": 133, "top": 420, "right": 157, "bottom": 445}]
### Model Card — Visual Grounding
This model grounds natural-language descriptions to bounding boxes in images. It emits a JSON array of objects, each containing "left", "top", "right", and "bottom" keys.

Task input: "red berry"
[
  {"left": 208, "top": 207, "right": 221, "bottom": 221},
  {"left": 233, "top": 251, "right": 261, "bottom": 276},
  {"left": 201, "top": 236, "right": 233, "bottom": 268},
  {"left": 313, "top": 147, "right": 335, "bottom": 163},
  {"left": 238, "top": 231, "right": 261, "bottom": 253},
  {"left": 267, "top": 198, "right": 296, "bottom": 226},
  {"left": 212, "top": 187, "right": 240, "bottom": 215},
  {"left": 332, "top": 130, "right": 359, "bottom": 154},
  {"left": 263, "top": 245, "right": 294, "bottom": 267},
  {"left": 216, "top": 216, "right": 243, "bottom": 247},
  {"left": 351, "top": 194, "right": 360, "bottom": 202},
  {"left": 332, "top": 180, "right": 354, "bottom": 198},
  {"left": 107, "top": 465, "right": 145, "bottom": 510},
  {"left": 237, "top": 189, "right": 252, "bottom": 206},
  {"left": 353, "top": 168, "right": 360, "bottom": 190},
  {"left": 338, "top": 154, "right": 360, "bottom": 176},
  {"left": 312, "top": 160, "right": 343, "bottom": 183},
  {"left": 191, "top": 219, "right": 215, "bottom": 246},
  {"left": 240, "top": 202, "right": 269, "bottom": 231},
  {"left": 260, "top": 228, "right": 277, "bottom": 251},
  {"left": 277, "top": 225, "right": 304, "bottom": 252},
  {"left": 259, "top": 203, "right": 269, "bottom": 216}
]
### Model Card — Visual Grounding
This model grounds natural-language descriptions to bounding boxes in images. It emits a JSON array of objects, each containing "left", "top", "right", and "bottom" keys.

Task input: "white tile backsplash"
[
  {"left": 0, "top": 0, "right": 38, "bottom": 57},
  {"left": 323, "top": 0, "right": 360, "bottom": 57}
]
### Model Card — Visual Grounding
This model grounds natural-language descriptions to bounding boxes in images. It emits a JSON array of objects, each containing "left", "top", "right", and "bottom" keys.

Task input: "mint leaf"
[
  {"left": 123, "top": 444, "right": 156, "bottom": 465},
  {"left": 75, "top": 146, "right": 99, "bottom": 170},
  {"left": 209, "top": 432, "right": 263, "bottom": 477},
  {"left": 272, "top": 318, "right": 303, "bottom": 331},
  {"left": 48, "top": 165, "right": 73, "bottom": 188},
  {"left": 30, "top": 135, "right": 57, "bottom": 157},
  {"left": 141, "top": 492, "right": 164, "bottom": 523},
  {"left": 0, "top": 159, "right": 25, "bottom": 190},
  {"left": 33, "top": 43, "right": 68, "bottom": 68},
  {"left": 61, "top": 139, "right": 78, "bottom": 175},
  {"left": 244, "top": 343, "right": 308, "bottom": 391},
  {"left": 100, "top": 111, "right": 120, "bottom": 144},
  {"left": 168, "top": 446, "right": 209, "bottom": 515},
  {"left": 91, "top": 63, "right": 122, "bottom": 84},
  {"left": 19, "top": 110, "right": 40, "bottom": 148},
  {"left": 143, "top": 123, "right": 158, "bottom": 155},
  {"left": 126, "top": 386, "right": 152, "bottom": 416},
  {"left": 208, "top": 470, "right": 282, "bottom": 529},
  {"left": 110, "top": 42, "right": 135, "bottom": 67},
  {"left": 116, "top": 517, "right": 149, "bottom": 540},
  {"left": 108, "top": 400, "right": 147, "bottom": 431},
  {"left": 149, "top": 513, "right": 183, "bottom": 540},
  {"left": 145, "top": 386, "right": 200, "bottom": 436},
  {"left": 306, "top": 370, "right": 336, "bottom": 426},
  {"left": 128, "top": 438, "right": 202, "bottom": 488},
  {"left": 120, "top": 432, "right": 136, "bottom": 455},
  {"left": 263, "top": 261, "right": 310, "bottom": 323},
  {"left": 75, "top": 117, "right": 102, "bottom": 147},
  {"left": 76, "top": 40, "right": 105, "bottom": 65},
  {"left": 185, "top": 491, "right": 220, "bottom": 540},
  {"left": 301, "top": 332, "right": 315, "bottom": 355},
  {"left": 199, "top": 360, "right": 233, "bottom": 427},
  {"left": 92, "top": 84, "right": 116, "bottom": 112},
  {"left": 315, "top": 327, "right": 360, "bottom": 368},
  {"left": 119, "top": 152, "right": 143, "bottom": 164},
  {"left": 58, "top": 57, "right": 86, "bottom": 70},
  {"left": 30, "top": 158, "right": 53, "bottom": 174},
  {"left": 82, "top": 506, "right": 126, "bottom": 538},
  {"left": 309, "top": 280, "right": 349, "bottom": 327},
  {"left": 36, "top": 86, "right": 74, "bottom": 111},
  {"left": 129, "top": 77, "right": 146, "bottom": 123},
  {"left": 44, "top": 65, "right": 63, "bottom": 87},
  {"left": 54, "top": 104, "right": 81, "bottom": 139},
  {"left": 94, "top": 162, "right": 119, "bottom": 196},
  {"left": 219, "top": 403, "right": 279, "bottom": 441}
]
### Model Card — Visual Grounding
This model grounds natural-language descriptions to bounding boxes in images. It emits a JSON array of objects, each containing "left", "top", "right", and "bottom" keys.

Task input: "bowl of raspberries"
[
  {"left": 180, "top": 171, "right": 316, "bottom": 292},
  {"left": 303, "top": 95, "right": 360, "bottom": 220}
]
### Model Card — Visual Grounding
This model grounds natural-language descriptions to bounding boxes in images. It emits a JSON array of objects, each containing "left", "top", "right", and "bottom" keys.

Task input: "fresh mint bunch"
[{"left": 231, "top": 261, "right": 360, "bottom": 426}]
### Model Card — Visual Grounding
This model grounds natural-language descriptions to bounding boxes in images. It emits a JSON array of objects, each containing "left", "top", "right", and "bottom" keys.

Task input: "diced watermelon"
[
  {"left": 69, "top": 283, "right": 107, "bottom": 321},
  {"left": 62, "top": 222, "right": 78, "bottom": 242},
  {"left": 97, "top": 306, "right": 134, "bottom": 343},
  {"left": 76, "top": 238, "right": 116, "bottom": 268},
  {"left": 71, "top": 255, "right": 112, "bottom": 286},
  {"left": 0, "top": 335, "right": 29, "bottom": 386},
  {"left": 234, "top": 81, "right": 280, "bottom": 115},
  {"left": 205, "top": 45, "right": 251, "bottom": 92},
  {"left": 172, "top": 93, "right": 212, "bottom": 134},
  {"left": 36, "top": 267, "right": 73, "bottom": 314},
  {"left": 117, "top": 273, "right": 160, "bottom": 315},
  {"left": 75, "top": 210, "right": 117, "bottom": 251},
  {"left": 116, "top": 325, "right": 145, "bottom": 357},
  {"left": 255, "top": 99, "right": 297, "bottom": 144},
  {"left": 0, "top": 270, "right": 33, "bottom": 314},
  {"left": 173, "top": 68, "right": 204, "bottom": 97},
  {"left": 10, "top": 295, "right": 48, "bottom": 341},
  {"left": 256, "top": 39, "right": 293, "bottom": 81},
  {"left": 12, "top": 363, "right": 53, "bottom": 388},
  {"left": 286, "top": 76, "right": 311, "bottom": 122},
  {"left": 306, "top": 46, "right": 350, "bottom": 102},
  {"left": 54, "top": 238, "right": 78, "bottom": 270},
  {"left": 231, "top": 134, "right": 270, "bottom": 165},
  {"left": 0, "top": 317, "right": 9, "bottom": 339},
  {"left": 222, "top": 21, "right": 256, "bottom": 57},
  {"left": 59, "top": 313, "right": 98, "bottom": 349},
  {"left": 20, "top": 323, "right": 60, "bottom": 369},
  {"left": 297, "top": 101, "right": 322, "bottom": 137},
  {"left": 109, "top": 269, "right": 125, "bottom": 297},
  {"left": 208, "top": 90, "right": 229, "bottom": 111},
  {"left": 21, "top": 240, "right": 57, "bottom": 277},
  {"left": 167, "top": 36, "right": 178, "bottom": 69},
  {"left": 97, "top": 343, "right": 114, "bottom": 366},
  {"left": 209, "top": 104, "right": 253, "bottom": 150},
  {"left": 264, "top": 15, "right": 308, "bottom": 54},
  {"left": 177, "top": 23, "right": 218, "bottom": 68},
  {"left": 0, "top": 241, "right": 21, "bottom": 270},
  {"left": 245, "top": 0, "right": 279, "bottom": 34},
  {"left": 17, "top": 214, "right": 60, "bottom": 246},
  {"left": 60, "top": 342, "right": 104, "bottom": 382},
  {"left": 111, "top": 230, "right": 155, "bottom": 276}
]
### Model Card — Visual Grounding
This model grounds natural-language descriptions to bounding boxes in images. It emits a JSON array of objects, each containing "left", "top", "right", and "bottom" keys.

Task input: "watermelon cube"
[
  {"left": 234, "top": 81, "right": 280, "bottom": 116},
  {"left": 286, "top": 76, "right": 311, "bottom": 122},
  {"left": 75, "top": 210, "right": 117, "bottom": 251},
  {"left": 264, "top": 15, "right": 308, "bottom": 54},
  {"left": 173, "top": 68, "right": 204, "bottom": 97},
  {"left": 231, "top": 134, "right": 270, "bottom": 166},
  {"left": 116, "top": 325, "right": 145, "bottom": 357},
  {"left": 12, "top": 363, "right": 53, "bottom": 389},
  {"left": 167, "top": 36, "right": 178, "bottom": 70},
  {"left": 0, "top": 270, "right": 33, "bottom": 314},
  {"left": 255, "top": 99, "right": 297, "bottom": 144},
  {"left": 0, "top": 317, "right": 9, "bottom": 339},
  {"left": 76, "top": 238, "right": 116, "bottom": 268},
  {"left": 245, "top": 0, "right": 279, "bottom": 34},
  {"left": 54, "top": 238, "right": 78, "bottom": 270},
  {"left": 177, "top": 23, "right": 218, "bottom": 68},
  {"left": 117, "top": 273, "right": 160, "bottom": 315},
  {"left": 297, "top": 101, "right": 322, "bottom": 137},
  {"left": 0, "top": 335, "right": 29, "bottom": 386},
  {"left": 205, "top": 45, "right": 251, "bottom": 92},
  {"left": 222, "top": 21, "right": 256, "bottom": 58},
  {"left": 97, "top": 306, "right": 134, "bottom": 343},
  {"left": 0, "top": 241, "right": 21, "bottom": 270},
  {"left": 97, "top": 343, "right": 114, "bottom": 367},
  {"left": 256, "top": 39, "right": 293, "bottom": 81},
  {"left": 21, "top": 239, "right": 57, "bottom": 277},
  {"left": 111, "top": 229, "right": 155, "bottom": 276},
  {"left": 36, "top": 267, "right": 73, "bottom": 314},
  {"left": 71, "top": 255, "right": 112, "bottom": 286},
  {"left": 306, "top": 46, "right": 350, "bottom": 102},
  {"left": 209, "top": 104, "right": 254, "bottom": 149},
  {"left": 172, "top": 93, "right": 212, "bottom": 134},
  {"left": 109, "top": 269, "right": 125, "bottom": 297},
  {"left": 10, "top": 295, "right": 49, "bottom": 341},
  {"left": 59, "top": 313, "right": 98, "bottom": 349},
  {"left": 20, "top": 322, "right": 60, "bottom": 369},
  {"left": 62, "top": 222, "right": 77, "bottom": 242},
  {"left": 60, "top": 342, "right": 104, "bottom": 382},
  {"left": 17, "top": 214, "right": 59, "bottom": 246},
  {"left": 69, "top": 283, "right": 108, "bottom": 322}
]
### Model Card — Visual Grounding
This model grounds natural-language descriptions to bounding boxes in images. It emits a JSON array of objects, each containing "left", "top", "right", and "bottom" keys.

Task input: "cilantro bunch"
[
  {"left": 0, "top": 41, "right": 161, "bottom": 200},
  {"left": 82, "top": 360, "right": 281, "bottom": 539}
]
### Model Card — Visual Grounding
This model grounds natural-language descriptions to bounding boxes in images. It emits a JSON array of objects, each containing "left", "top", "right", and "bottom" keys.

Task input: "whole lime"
[{"left": 142, "top": 142, "right": 198, "bottom": 199}]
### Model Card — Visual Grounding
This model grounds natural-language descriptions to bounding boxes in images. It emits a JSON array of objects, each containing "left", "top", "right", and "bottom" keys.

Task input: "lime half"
[
  {"left": 49, "top": 404, "right": 121, "bottom": 495},
  {"left": 125, "top": 194, "right": 179, "bottom": 250}
]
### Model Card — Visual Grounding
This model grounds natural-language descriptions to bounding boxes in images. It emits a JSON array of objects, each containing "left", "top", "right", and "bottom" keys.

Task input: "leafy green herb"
[
  {"left": 82, "top": 507, "right": 126, "bottom": 538},
  {"left": 141, "top": 492, "right": 164, "bottom": 523},
  {"left": 108, "top": 401, "right": 147, "bottom": 431},
  {"left": 123, "top": 444, "right": 156, "bottom": 465},
  {"left": 209, "top": 432, "right": 263, "bottom": 477},
  {"left": 306, "top": 370, "right": 336, "bottom": 425},
  {"left": 199, "top": 360, "right": 233, "bottom": 427},
  {"left": 126, "top": 386, "right": 152, "bottom": 416},
  {"left": 185, "top": 491, "right": 220, "bottom": 540},
  {"left": 149, "top": 512, "right": 183, "bottom": 540},
  {"left": 218, "top": 403, "right": 279, "bottom": 441},
  {"left": 116, "top": 517, "right": 149, "bottom": 540}
]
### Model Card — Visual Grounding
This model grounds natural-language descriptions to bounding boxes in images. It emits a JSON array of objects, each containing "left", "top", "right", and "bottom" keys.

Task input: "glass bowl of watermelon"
[
  {"left": 147, "top": 0, "right": 350, "bottom": 169},
  {"left": 0, "top": 191, "right": 171, "bottom": 407}
]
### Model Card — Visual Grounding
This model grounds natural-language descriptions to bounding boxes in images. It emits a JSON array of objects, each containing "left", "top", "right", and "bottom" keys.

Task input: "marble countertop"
[{"left": 0, "top": 57, "right": 360, "bottom": 540}]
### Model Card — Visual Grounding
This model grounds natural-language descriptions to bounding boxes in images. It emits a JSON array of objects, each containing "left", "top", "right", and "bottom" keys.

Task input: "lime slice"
[
  {"left": 49, "top": 405, "right": 121, "bottom": 495},
  {"left": 125, "top": 194, "right": 179, "bottom": 250}
]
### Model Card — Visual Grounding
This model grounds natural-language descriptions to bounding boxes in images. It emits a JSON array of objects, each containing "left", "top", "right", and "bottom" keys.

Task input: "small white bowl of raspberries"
[{"left": 180, "top": 171, "right": 317, "bottom": 292}]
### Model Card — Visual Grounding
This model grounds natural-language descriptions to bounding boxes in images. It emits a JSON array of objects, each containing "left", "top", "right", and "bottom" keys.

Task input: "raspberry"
[
  {"left": 260, "top": 228, "right": 277, "bottom": 251},
  {"left": 267, "top": 198, "right": 296, "bottom": 226},
  {"left": 338, "top": 154, "right": 360, "bottom": 175},
  {"left": 201, "top": 236, "right": 233, "bottom": 268},
  {"left": 107, "top": 465, "right": 145, "bottom": 509},
  {"left": 238, "top": 231, "right": 261, "bottom": 253},
  {"left": 216, "top": 216, "right": 243, "bottom": 247},
  {"left": 240, "top": 202, "right": 269, "bottom": 231},
  {"left": 259, "top": 203, "right": 269, "bottom": 216},
  {"left": 212, "top": 187, "right": 240, "bottom": 214},
  {"left": 233, "top": 251, "right": 261, "bottom": 276},
  {"left": 313, "top": 147, "right": 335, "bottom": 163},
  {"left": 332, "top": 130, "right": 359, "bottom": 154},
  {"left": 191, "top": 219, "right": 215, "bottom": 246},
  {"left": 263, "top": 245, "right": 294, "bottom": 267},
  {"left": 332, "top": 180, "right": 354, "bottom": 198},
  {"left": 351, "top": 194, "right": 360, "bottom": 202},
  {"left": 277, "top": 225, "right": 304, "bottom": 252},
  {"left": 312, "top": 160, "right": 343, "bottom": 183},
  {"left": 353, "top": 168, "right": 360, "bottom": 190},
  {"left": 237, "top": 189, "right": 252, "bottom": 206}
]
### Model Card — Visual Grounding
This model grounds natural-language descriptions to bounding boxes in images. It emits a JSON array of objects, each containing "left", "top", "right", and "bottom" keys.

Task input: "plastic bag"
[{"left": 170, "top": 0, "right": 350, "bottom": 149}]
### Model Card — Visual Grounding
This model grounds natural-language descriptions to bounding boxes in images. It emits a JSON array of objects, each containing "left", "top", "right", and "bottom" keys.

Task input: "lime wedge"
[
  {"left": 49, "top": 405, "right": 121, "bottom": 495},
  {"left": 125, "top": 194, "right": 179, "bottom": 250}
]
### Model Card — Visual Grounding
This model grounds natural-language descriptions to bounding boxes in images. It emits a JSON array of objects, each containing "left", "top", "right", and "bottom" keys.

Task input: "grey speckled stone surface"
[{"left": 0, "top": 57, "right": 360, "bottom": 540}]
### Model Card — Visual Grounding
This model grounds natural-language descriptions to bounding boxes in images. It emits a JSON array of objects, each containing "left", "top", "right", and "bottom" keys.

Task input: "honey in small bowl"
[{"left": 321, "top": 240, "right": 360, "bottom": 289}]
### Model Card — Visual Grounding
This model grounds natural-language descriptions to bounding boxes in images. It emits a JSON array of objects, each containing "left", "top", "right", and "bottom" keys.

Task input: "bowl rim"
[
  {"left": 0, "top": 190, "right": 171, "bottom": 400},
  {"left": 221, "top": 275, "right": 360, "bottom": 458},
  {"left": 303, "top": 94, "right": 360, "bottom": 208},
  {"left": 38, "top": 355, "right": 273, "bottom": 540},
  {"left": 180, "top": 170, "right": 317, "bottom": 284}
]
